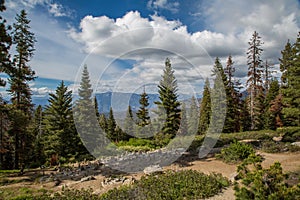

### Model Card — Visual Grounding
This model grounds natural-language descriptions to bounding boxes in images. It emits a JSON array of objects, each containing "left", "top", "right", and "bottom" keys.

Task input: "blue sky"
[{"left": 1, "top": 0, "right": 300, "bottom": 98}]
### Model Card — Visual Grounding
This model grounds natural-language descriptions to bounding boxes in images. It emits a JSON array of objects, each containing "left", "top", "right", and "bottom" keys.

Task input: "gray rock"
[
  {"left": 80, "top": 176, "right": 96, "bottom": 182},
  {"left": 230, "top": 172, "right": 239, "bottom": 182},
  {"left": 291, "top": 142, "right": 300, "bottom": 147},
  {"left": 143, "top": 164, "right": 163, "bottom": 175}
]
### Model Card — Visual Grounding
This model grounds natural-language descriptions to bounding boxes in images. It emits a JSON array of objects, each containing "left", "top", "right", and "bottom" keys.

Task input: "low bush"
[
  {"left": 281, "top": 127, "right": 300, "bottom": 142},
  {"left": 216, "top": 140, "right": 256, "bottom": 163},
  {"left": 235, "top": 154, "right": 300, "bottom": 200},
  {"left": 100, "top": 170, "right": 230, "bottom": 200},
  {"left": 117, "top": 138, "right": 156, "bottom": 149},
  {"left": 262, "top": 140, "right": 300, "bottom": 153},
  {"left": 9, "top": 171, "right": 229, "bottom": 200},
  {"left": 118, "top": 145, "right": 153, "bottom": 152}
]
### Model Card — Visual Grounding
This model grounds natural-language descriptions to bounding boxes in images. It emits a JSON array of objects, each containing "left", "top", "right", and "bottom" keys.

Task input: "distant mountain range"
[
  {"left": 32, "top": 92, "right": 160, "bottom": 112},
  {"left": 32, "top": 90, "right": 248, "bottom": 112}
]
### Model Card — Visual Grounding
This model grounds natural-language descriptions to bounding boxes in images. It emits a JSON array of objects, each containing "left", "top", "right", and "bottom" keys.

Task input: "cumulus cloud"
[
  {"left": 147, "top": 0, "right": 180, "bottom": 13},
  {"left": 69, "top": 1, "right": 300, "bottom": 93}
]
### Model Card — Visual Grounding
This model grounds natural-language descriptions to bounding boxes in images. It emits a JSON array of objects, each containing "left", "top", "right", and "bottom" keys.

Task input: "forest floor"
[{"left": 0, "top": 151, "right": 300, "bottom": 199}]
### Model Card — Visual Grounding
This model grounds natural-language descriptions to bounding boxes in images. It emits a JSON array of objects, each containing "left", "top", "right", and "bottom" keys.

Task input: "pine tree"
[
  {"left": 198, "top": 78, "right": 211, "bottom": 134},
  {"left": 99, "top": 114, "right": 107, "bottom": 132},
  {"left": 124, "top": 105, "right": 135, "bottom": 138},
  {"left": 0, "top": 97, "right": 11, "bottom": 169},
  {"left": 224, "top": 55, "right": 235, "bottom": 88},
  {"left": 74, "top": 65, "right": 100, "bottom": 158},
  {"left": 44, "top": 81, "right": 86, "bottom": 161},
  {"left": 263, "top": 60, "right": 275, "bottom": 92},
  {"left": 7, "top": 105, "right": 29, "bottom": 169},
  {"left": 29, "top": 105, "right": 45, "bottom": 166},
  {"left": 210, "top": 58, "right": 228, "bottom": 133},
  {"left": 188, "top": 96, "right": 198, "bottom": 135},
  {"left": 179, "top": 102, "right": 188, "bottom": 135},
  {"left": 155, "top": 58, "right": 181, "bottom": 137},
  {"left": 94, "top": 96, "right": 100, "bottom": 118},
  {"left": 106, "top": 107, "right": 117, "bottom": 142},
  {"left": 269, "top": 94, "right": 284, "bottom": 129},
  {"left": 263, "top": 79, "right": 280, "bottom": 130},
  {"left": 224, "top": 55, "right": 240, "bottom": 133},
  {"left": 0, "top": 0, "right": 11, "bottom": 86},
  {"left": 7, "top": 10, "right": 36, "bottom": 112},
  {"left": 279, "top": 40, "right": 293, "bottom": 87},
  {"left": 281, "top": 32, "right": 300, "bottom": 126},
  {"left": 136, "top": 88, "right": 150, "bottom": 127},
  {"left": 5, "top": 10, "right": 36, "bottom": 169},
  {"left": 246, "top": 31, "right": 264, "bottom": 130}
]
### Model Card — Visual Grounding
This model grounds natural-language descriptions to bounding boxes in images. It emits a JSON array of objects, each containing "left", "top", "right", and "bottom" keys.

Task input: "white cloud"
[
  {"left": 6, "top": 0, "right": 73, "bottom": 18},
  {"left": 69, "top": 0, "right": 300, "bottom": 93},
  {"left": 48, "top": 3, "right": 73, "bottom": 17},
  {"left": 31, "top": 86, "right": 53, "bottom": 95},
  {"left": 147, "top": 0, "right": 180, "bottom": 13}
]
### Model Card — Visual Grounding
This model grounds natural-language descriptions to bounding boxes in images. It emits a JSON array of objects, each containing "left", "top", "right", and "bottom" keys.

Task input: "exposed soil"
[{"left": 0, "top": 151, "right": 299, "bottom": 199}]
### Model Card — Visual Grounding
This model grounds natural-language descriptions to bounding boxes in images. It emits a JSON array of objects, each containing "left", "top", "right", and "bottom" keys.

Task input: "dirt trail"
[{"left": 1, "top": 151, "right": 299, "bottom": 199}]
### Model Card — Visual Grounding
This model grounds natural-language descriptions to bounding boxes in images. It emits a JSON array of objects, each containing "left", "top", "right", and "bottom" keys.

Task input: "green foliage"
[
  {"left": 216, "top": 140, "right": 256, "bottom": 163},
  {"left": 136, "top": 89, "right": 150, "bottom": 127},
  {"left": 246, "top": 31, "right": 264, "bottom": 130},
  {"left": 74, "top": 65, "right": 100, "bottom": 158},
  {"left": 188, "top": 96, "right": 199, "bottom": 134},
  {"left": 8, "top": 9, "right": 36, "bottom": 112},
  {"left": 179, "top": 102, "right": 188, "bottom": 135},
  {"left": 4, "top": 9, "right": 36, "bottom": 169},
  {"left": 261, "top": 140, "right": 300, "bottom": 153},
  {"left": 198, "top": 78, "right": 211, "bottom": 134},
  {"left": 0, "top": 0, "right": 12, "bottom": 86},
  {"left": 43, "top": 81, "right": 80, "bottom": 161},
  {"left": 235, "top": 156, "right": 300, "bottom": 200},
  {"left": 280, "top": 33, "right": 300, "bottom": 126},
  {"left": 106, "top": 107, "right": 117, "bottom": 142},
  {"left": 155, "top": 58, "right": 181, "bottom": 137},
  {"left": 100, "top": 170, "right": 229, "bottom": 200},
  {"left": 123, "top": 105, "right": 134, "bottom": 139},
  {"left": 117, "top": 138, "right": 159, "bottom": 151},
  {"left": 264, "top": 79, "right": 280, "bottom": 130},
  {"left": 281, "top": 126, "right": 300, "bottom": 142}
]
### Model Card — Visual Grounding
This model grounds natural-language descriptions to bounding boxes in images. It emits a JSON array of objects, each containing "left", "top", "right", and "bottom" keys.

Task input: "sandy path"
[{"left": 1, "top": 151, "right": 299, "bottom": 199}]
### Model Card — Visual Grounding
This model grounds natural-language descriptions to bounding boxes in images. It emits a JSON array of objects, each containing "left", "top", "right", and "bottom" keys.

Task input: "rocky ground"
[{"left": 1, "top": 151, "right": 300, "bottom": 199}]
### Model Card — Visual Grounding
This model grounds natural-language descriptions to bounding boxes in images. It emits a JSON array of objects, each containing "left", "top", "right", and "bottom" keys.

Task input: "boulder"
[
  {"left": 80, "top": 176, "right": 96, "bottom": 182},
  {"left": 291, "top": 142, "right": 300, "bottom": 147},
  {"left": 143, "top": 165, "right": 163, "bottom": 175}
]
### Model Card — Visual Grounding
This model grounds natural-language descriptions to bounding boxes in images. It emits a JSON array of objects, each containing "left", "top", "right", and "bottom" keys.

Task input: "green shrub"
[
  {"left": 187, "top": 135, "right": 204, "bottom": 153},
  {"left": 118, "top": 138, "right": 156, "bottom": 149},
  {"left": 261, "top": 140, "right": 300, "bottom": 153},
  {"left": 100, "top": 170, "right": 229, "bottom": 200},
  {"left": 234, "top": 154, "right": 300, "bottom": 200},
  {"left": 216, "top": 140, "right": 256, "bottom": 163},
  {"left": 118, "top": 145, "right": 153, "bottom": 152},
  {"left": 281, "top": 127, "right": 300, "bottom": 142}
]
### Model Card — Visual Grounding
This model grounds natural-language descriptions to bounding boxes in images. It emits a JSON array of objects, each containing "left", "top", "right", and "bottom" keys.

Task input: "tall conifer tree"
[
  {"left": 281, "top": 32, "right": 300, "bottom": 126},
  {"left": 179, "top": 102, "right": 188, "bottom": 135},
  {"left": 74, "top": 65, "right": 99, "bottom": 157},
  {"left": 188, "top": 96, "right": 198, "bottom": 134},
  {"left": 155, "top": 58, "right": 181, "bottom": 137},
  {"left": 0, "top": 0, "right": 11, "bottom": 86},
  {"left": 198, "top": 78, "right": 211, "bottom": 134},
  {"left": 124, "top": 105, "right": 134, "bottom": 138},
  {"left": 44, "top": 81, "right": 87, "bottom": 160},
  {"left": 8, "top": 10, "right": 36, "bottom": 112},
  {"left": 136, "top": 88, "right": 150, "bottom": 127},
  {"left": 246, "top": 31, "right": 264, "bottom": 130},
  {"left": 6, "top": 10, "right": 36, "bottom": 169}
]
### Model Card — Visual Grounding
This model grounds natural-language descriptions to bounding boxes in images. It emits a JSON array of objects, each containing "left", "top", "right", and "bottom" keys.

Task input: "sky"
[{"left": 1, "top": 0, "right": 300, "bottom": 98}]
